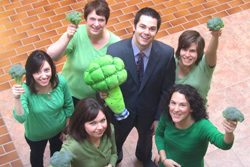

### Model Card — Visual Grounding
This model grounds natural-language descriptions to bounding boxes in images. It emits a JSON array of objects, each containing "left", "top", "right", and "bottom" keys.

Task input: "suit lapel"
[
  {"left": 122, "top": 39, "right": 140, "bottom": 88},
  {"left": 139, "top": 42, "right": 160, "bottom": 93}
]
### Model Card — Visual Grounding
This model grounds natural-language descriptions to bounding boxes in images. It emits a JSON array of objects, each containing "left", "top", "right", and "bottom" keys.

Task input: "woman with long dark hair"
[
  {"left": 12, "top": 50, "right": 74, "bottom": 167},
  {"left": 51, "top": 98, "right": 117, "bottom": 167}
]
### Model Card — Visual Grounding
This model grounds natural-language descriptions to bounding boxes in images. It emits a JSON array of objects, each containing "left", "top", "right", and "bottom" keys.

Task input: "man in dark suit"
[{"left": 100, "top": 7, "right": 175, "bottom": 167}]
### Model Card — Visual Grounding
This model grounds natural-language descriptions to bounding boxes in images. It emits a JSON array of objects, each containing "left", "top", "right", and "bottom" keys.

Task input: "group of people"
[{"left": 11, "top": 0, "right": 238, "bottom": 167}]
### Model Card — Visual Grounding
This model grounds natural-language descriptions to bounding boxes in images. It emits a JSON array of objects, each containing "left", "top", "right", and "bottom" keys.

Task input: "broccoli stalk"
[
  {"left": 8, "top": 65, "right": 26, "bottom": 85},
  {"left": 50, "top": 151, "right": 73, "bottom": 167},
  {"left": 84, "top": 55, "right": 129, "bottom": 120},
  {"left": 207, "top": 17, "right": 224, "bottom": 31},
  {"left": 223, "top": 107, "right": 244, "bottom": 123},
  {"left": 66, "top": 11, "right": 82, "bottom": 26}
]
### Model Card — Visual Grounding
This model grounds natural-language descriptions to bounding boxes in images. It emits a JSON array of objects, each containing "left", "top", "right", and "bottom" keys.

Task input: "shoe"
[{"left": 143, "top": 159, "right": 156, "bottom": 167}]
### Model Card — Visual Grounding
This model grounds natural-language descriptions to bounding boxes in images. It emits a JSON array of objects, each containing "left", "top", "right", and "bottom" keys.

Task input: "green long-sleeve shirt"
[
  {"left": 58, "top": 124, "right": 117, "bottom": 167},
  {"left": 155, "top": 115, "right": 233, "bottom": 167},
  {"left": 13, "top": 74, "right": 74, "bottom": 141}
]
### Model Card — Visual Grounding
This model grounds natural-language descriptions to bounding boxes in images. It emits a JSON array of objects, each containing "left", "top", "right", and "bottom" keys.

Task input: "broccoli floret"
[
  {"left": 50, "top": 151, "right": 73, "bottom": 167},
  {"left": 84, "top": 55, "right": 127, "bottom": 92},
  {"left": 207, "top": 17, "right": 224, "bottom": 31},
  {"left": 8, "top": 65, "right": 26, "bottom": 85},
  {"left": 66, "top": 11, "right": 82, "bottom": 26},
  {"left": 223, "top": 107, "right": 244, "bottom": 122},
  {"left": 84, "top": 55, "right": 129, "bottom": 120}
]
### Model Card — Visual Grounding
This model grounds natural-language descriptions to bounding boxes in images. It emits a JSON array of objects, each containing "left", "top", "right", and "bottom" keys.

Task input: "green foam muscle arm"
[
  {"left": 84, "top": 55, "right": 129, "bottom": 120},
  {"left": 104, "top": 86, "right": 125, "bottom": 114}
]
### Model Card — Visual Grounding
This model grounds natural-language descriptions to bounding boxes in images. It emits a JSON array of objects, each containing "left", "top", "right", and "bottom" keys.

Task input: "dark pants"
[
  {"left": 111, "top": 113, "right": 153, "bottom": 163},
  {"left": 72, "top": 96, "right": 80, "bottom": 107},
  {"left": 25, "top": 132, "right": 62, "bottom": 167}
]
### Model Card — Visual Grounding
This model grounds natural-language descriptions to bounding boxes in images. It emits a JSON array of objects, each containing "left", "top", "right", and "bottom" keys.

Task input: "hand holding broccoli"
[
  {"left": 50, "top": 151, "right": 73, "bottom": 167},
  {"left": 207, "top": 17, "right": 224, "bottom": 31},
  {"left": 84, "top": 55, "right": 129, "bottom": 120},
  {"left": 9, "top": 65, "right": 26, "bottom": 99},
  {"left": 66, "top": 11, "right": 82, "bottom": 38}
]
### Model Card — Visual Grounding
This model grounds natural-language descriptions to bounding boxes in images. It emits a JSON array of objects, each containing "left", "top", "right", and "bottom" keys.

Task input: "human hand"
[
  {"left": 162, "top": 159, "right": 181, "bottom": 167},
  {"left": 59, "top": 132, "right": 67, "bottom": 141},
  {"left": 105, "top": 164, "right": 112, "bottom": 167},
  {"left": 211, "top": 30, "right": 222, "bottom": 38},
  {"left": 223, "top": 119, "right": 237, "bottom": 133},
  {"left": 67, "top": 24, "right": 78, "bottom": 39},
  {"left": 99, "top": 91, "right": 109, "bottom": 99},
  {"left": 12, "top": 84, "right": 25, "bottom": 99},
  {"left": 154, "top": 154, "right": 160, "bottom": 166},
  {"left": 150, "top": 120, "right": 158, "bottom": 136}
]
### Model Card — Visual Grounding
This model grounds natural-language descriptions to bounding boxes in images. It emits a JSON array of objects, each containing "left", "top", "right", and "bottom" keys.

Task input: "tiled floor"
[{"left": 1, "top": 0, "right": 250, "bottom": 167}]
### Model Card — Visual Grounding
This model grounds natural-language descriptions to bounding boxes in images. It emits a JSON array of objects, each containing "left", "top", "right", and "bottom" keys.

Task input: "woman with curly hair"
[{"left": 155, "top": 84, "right": 237, "bottom": 167}]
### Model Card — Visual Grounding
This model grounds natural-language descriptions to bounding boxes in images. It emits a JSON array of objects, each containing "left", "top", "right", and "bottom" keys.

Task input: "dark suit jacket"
[{"left": 107, "top": 38, "right": 175, "bottom": 130}]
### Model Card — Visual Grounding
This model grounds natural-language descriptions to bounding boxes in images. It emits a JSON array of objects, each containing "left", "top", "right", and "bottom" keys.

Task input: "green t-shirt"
[
  {"left": 155, "top": 115, "right": 233, "bottom": 167},
  {"left": 13, "top": 74, "right": 74, "bottom": 141},
  {"left": 62, "top": 24, "right": 121, "bottom": 99},
  {"left": 175, "top": 55, "right": 215, "bottom": 104}
]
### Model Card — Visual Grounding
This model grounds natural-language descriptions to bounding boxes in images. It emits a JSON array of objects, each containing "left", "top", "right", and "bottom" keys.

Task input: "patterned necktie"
[{"left": 136, "top": 52, "right": 145, "bottom": 86}]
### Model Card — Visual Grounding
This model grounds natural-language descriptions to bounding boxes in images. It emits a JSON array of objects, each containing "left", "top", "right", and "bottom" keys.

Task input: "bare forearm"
[
  {"left": 47, "top": 35, "right": 70, "bottom": 61},
  {"left": 222, "top": 119, "right": 237, "bottom": 144},
  {"left": 66, "top": 117, "right": 70, "bottom": 126},
  {"left": 206, "top": 36, "right": 218, "bottom": 57},
  {"left": 14, "top": 98, "right": 24, "bottom": 116},
  {"left": 159, "top": 150, "right": 167, "bottom": 163},
  {"left": 205, "top": 30, "right": 221, "bottom": 67},
  {"left": 224, "top": 132, "right": 234, "bottom": 144}
]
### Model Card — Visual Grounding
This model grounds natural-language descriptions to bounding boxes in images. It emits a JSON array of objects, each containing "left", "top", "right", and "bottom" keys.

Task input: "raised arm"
[
  {"left": 47, "top": 24, "right": 77, "bottom": 61},
  {"left": 12, "top": 84, "right": 25, "bottom": 116},
  {"left": 205, "top": 30, "right": 222, "bottom": 67}
]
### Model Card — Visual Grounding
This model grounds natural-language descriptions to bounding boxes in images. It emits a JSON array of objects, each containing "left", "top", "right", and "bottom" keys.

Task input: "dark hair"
[
  {"left": 84, "top": 0, "right": 110, "bottom": 24},
  {"left": 163, "top": 84, "right": 208, "bottom": 122},
  {"left": 134, "top": 7, "right": 161, "bottom": 32},
  {"left": 175, "top": 30, "right": 205, "bottom": 65},
  {"left": 25, "top": 50, "right": 58, "bottom": 94},
  {"left": 68, "top": 98, "right": 111, "bottom": 142}
]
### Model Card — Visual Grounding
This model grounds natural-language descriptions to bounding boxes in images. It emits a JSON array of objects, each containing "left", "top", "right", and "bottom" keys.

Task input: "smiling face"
[
  {"left": 179, "top": 43, "right": 198, "bottom": 67},
  {"left": 32, "top": 61, "right": 52, "bottom": 88},
  {"left": 84, "top": 110, "right": 107, "bottom": 140},
  {"left": 132, "top": 15, "right": 158, "bottom": 51},
  {"left": 86, "top": 10, "right": 106, "bottom": 36},
  {"left": 169, "top": 92, "right": 194, "bottom": 129}
]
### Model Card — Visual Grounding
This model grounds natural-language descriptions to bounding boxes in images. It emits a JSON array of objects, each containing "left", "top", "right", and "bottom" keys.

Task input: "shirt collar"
[{"left": 131, "top": 39, "right": 152, "bottom": 58}]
